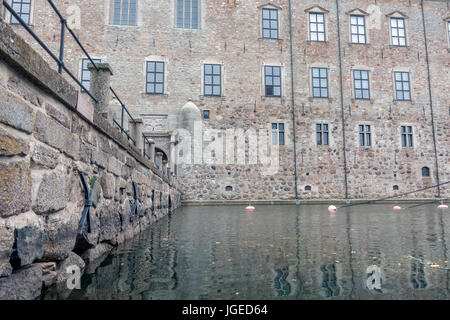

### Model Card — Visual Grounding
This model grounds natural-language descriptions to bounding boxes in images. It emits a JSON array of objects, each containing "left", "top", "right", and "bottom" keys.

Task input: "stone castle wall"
[
  {"left": 0, "top": 18, "right": 182, "bottom": 299},
  {"left": 3, "top": 0, "right": 449, "bottom": 201}
]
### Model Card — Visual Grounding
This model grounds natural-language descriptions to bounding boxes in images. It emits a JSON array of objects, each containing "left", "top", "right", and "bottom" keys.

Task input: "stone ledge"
[
  {"left": 0, "top": 19, "right": 78, "bottom": 109},
  {"left": 0, "top": 18, "right": 174, "bottom": 187}
]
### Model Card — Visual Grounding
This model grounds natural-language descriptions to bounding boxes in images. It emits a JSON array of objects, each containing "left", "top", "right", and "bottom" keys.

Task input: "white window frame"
[
  {"left": 143, "top": 56, "right": 169, "bottom": 96},
  {"left": 305, "top": 6, "right": 329, "bottom": 42},
  {"left": 4, "top": 0, "right": 35, "bottom": 26},
  {"left": 258, "top": 3, "right": 283, "bottom": 40},
  {"left": 175, "top": 0, "right": 201, "bottom": 30},
  {"left": 387, "top": 11, "right": 409, "bottom": 47}
]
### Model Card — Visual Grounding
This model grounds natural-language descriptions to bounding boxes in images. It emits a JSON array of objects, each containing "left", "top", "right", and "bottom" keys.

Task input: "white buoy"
[
  {"left": 245, "top": 206, "right": 255, "bottom": 211},
  {"left": 328, "top": 205, "right": 337, "bottom": 213},
  {"left": 393, "top": 206, "right": 402, "bottom": 211},
  {"left": 438, "top": 204, "right": 448, "bottom": 210}
]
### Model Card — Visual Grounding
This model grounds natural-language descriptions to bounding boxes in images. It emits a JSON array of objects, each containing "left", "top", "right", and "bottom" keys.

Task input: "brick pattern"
[{"left": 8, "top": 0, "right": 449, "bottom": 201}]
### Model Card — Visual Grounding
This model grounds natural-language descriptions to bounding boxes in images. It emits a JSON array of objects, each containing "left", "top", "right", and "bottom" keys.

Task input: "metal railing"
[
  {"left": 2, "top": 0, "right": 137, "bottom": 144},
  {"left": 110, "top": 87, "right": 136, "bottom": 145},
  {"left": 142, "top": 134, "right": 153, "bottom": 161}
]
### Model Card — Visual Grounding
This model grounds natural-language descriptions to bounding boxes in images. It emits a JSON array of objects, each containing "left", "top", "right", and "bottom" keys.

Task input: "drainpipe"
[
  {"left": 335, "top": 0, "right": 349, "bottom": 199},
  {"left": 420, "top": 0, "right": 441, "bottom": 197},
  {"left": 288, "top": 0, "right": 299, "bottom": 202}
]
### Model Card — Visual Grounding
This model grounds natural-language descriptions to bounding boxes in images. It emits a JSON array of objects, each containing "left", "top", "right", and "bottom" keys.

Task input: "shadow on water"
[{"left": 41, "top": 204, "right": 450, "bottom": 300}]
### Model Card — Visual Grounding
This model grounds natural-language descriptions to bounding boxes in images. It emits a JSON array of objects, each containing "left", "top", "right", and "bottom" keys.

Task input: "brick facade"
[{"left": 4, "top": 0, "right": 449, "bottom": 201}]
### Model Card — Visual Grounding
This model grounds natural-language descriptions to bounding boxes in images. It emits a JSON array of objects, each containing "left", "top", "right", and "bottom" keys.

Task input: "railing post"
[
  {"left": 87, "top": 62, "right": 113, "bottom": 120},
  {"left": 170, "top": 136, "right": 176, "bottom": 176},
  {"left": 129, "top": 119, "right": 143, "bottom": 151},
  {"left": 155, "top": 152, "right": 163, "bottom": 169},
  {"left": 147, "top": 139, "right": 155, "bottom": 162},
  {"left": 58, "top": 20, "right": 66, "bottom": 74}
]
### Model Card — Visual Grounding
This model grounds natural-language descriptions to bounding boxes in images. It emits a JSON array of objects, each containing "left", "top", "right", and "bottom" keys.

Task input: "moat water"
[{"left": 42, "top": 204, "right": 450, "bottom": 300}]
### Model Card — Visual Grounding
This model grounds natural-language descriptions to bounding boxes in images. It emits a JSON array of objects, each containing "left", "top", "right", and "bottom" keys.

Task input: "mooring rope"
[{"left": 337, "top": 180, "right": 450, "bottom": 210}]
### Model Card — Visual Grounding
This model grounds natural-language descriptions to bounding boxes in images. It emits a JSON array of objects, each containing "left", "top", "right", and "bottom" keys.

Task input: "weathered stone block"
[
  {"left": 10, "top": 226, "right": 47, "bottom": 269},
  {"left": 0, "top": 127, "right": 29, "bottom": 157},
  {"left": 107, "top": 156, "right": 122, "bottom": 176},
  {"left": 92, "top": 150, "right": 108, "bottom": 169},
  {"left": 34, "top": 111, "right": 70, "bottom": 153},
  {"left": 80, "top": 242, "right": 113, "bottom": 265},
  {"left": 0, "top": 88, "right": 34, "bottom": 133},
  {"left": 7, "top": 75, "right": 43, "bottom": 108},
  {"left": 0, "top": 264, "right": 42, "bottom": 300},
  {"left": 100, "top": 173, "right": 115, "bottom": 199},
  {"left": 64, "top": 134, "right": 80, "bottom": 160},
  {"left": 0, "top": 161, "right": 32, "bottom": 218},
  {"left": 45, "top": 103, "right": 71, "bottom": 129},
  {"left": 42, "top": 206, "right": 80, "bottom": 261},
  {"left": 33, "top": 172, "right": 67, "bottom": 214},
  {"left": 97, "top": 202, "right": 121, "bottom": 245},
  {"left": 31, "top": 143, "right": 59, "bottom": 169},
  {"left": 0, "top": 227, "right": 14, "bottom": 277},
  {"left": 56, "top": 252, "right": 85, "bottom": 285},
  {"left": 79, "top": 142, "right": 92, "bottom": 163}
]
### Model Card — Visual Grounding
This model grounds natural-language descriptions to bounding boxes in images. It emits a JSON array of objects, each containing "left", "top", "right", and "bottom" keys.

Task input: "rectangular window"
[
  {"left": 203, "top": 110, "right": 210, "bottom": 119},
  {"left": 312, "top": 67, "right": 328, "bottom": 98},
  {"left": 272, "top": 123, "right": 285, "bottom": 146},
  {"left": 394, "top": 71, "right": 411, "bottom": 101},
  {"left": 309, "top": 12, "right": 325, "bottom": 42},
  {"left": 10, "top": 0, "right": 31, "bottom": 25},
  {"left": 390, "top": 17, "right": 406, "bottom": 46},
  {"left": 264, "top": 66, "right": 281, "bottom": 97},
  {"left": 447, "top": 22, "right": 450, "bottom": 46},
  {"left": 176, "top": 0, "right": 199, "bottom": 29},
  {"left": 359, "top": 125, "right": 371, "bottom": 147},
  {"left": 353, "top": 70, "right": 370, "bottom": 100},
  {"left": 113, "top": 0, "right": 137, "bottom": 26},
  {"left": 401, "top": 126, "right": 413, "bottom": 147},
  {"left": 146, "top": 61, "right": 164, "bottom": 94},
  {"left": 81, "top": 58, "right": 102, "bottom": 92},
  {"left": 350, "top": 15, "right": 366, "bottom": 44},
  {"left": 316, "top": 123, "right": 329, "bottom": 146},
  {"left": 262, "top": 8, "right": 278, "bottom": 39},
  {"left": 204, "top": 64, "right": 221, "bottom": 96}
]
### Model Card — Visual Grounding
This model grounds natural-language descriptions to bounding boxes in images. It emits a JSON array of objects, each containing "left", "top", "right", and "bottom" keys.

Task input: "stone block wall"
[
  {"left": 3, "top": 0, "right": 449, "bottom": 202},
  {"left": 0, "top": 18, "right": 182, "bottom": 299}
]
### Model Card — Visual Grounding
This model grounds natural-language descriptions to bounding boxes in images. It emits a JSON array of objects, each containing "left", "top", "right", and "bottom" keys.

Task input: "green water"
[{"left": 43, "top": 204, "right": 450, "bottom": 300}]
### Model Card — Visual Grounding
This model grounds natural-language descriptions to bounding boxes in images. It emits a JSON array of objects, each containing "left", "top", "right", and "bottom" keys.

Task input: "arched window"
[
  {"left": 305, "top": 185, "right": 312, "bottom": 191},
  {"left": 393, "top": 185, "right": 399, "bottom": 191},
  {"left": 421, "top": 167, "right": 430, "bottom": 177},
  {"left": 225, "top": 186, "right": 233, "bottom": 192}
]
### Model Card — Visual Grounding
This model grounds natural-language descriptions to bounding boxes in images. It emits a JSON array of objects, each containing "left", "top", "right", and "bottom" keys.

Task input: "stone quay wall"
[{"left": 0, "top": 18, "right": 182, "bottom": 299}]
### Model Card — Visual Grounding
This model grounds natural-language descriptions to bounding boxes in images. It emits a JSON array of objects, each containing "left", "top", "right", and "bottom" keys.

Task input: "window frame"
[
  {"left": 146, "top": 61, "right": 165, "bottom": 95},
  {"left": 421, "top": 167, "right": 430, "bottom": 177},
  {"left": 350, "top": 14, "right": 366, "bottom": 44},
  {"left": 311, "top": 67, "right": 328, "bottom": 98},
  {"left": 359, "top": 124, "right": 372, "bottom": 147},
  {"left": 264, "top": 65, "right": 282, "bottom": 97},
  {"left": 112, "top": 0, "right": 137, "bottom": 26},
  {"left": 204, "top": 64, "right": 222, "bottom": 97},
  {"left": 309, "top": 12, "right": 326, "bottom": 42},
  {"left": 390, "top": 17, "right": 407, "bottom": 46},
  {"left": 176, "top": 0, "right": 200, "bottom": 29},
  {"left": 401, "top": 125, "right": 413, "bottom": 148},
  {"left": 353, "top": 69, "right": 370, "bottom": 100},
  {"left": 9, "top": 0, "right": 32, "bottom": 25},
  {"left": 316, "top": 123, "right": 329, "bottom": 146},
  {"left": 262, "top": 8, "right": 279, "bottom": 40},
  {"left": 394, "top": 71, "right": 411, "bottom": 101},
  {"left": 81, "top": 58, "right": 102, "bottom": 93},
  {"left": 271, "top": 123, "right": 285, "bottom": 146}
]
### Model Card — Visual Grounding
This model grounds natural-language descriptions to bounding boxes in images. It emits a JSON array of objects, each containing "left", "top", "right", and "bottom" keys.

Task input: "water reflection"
[{"left": 41, "top": 205, "right": 450, "bottom": 300}]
